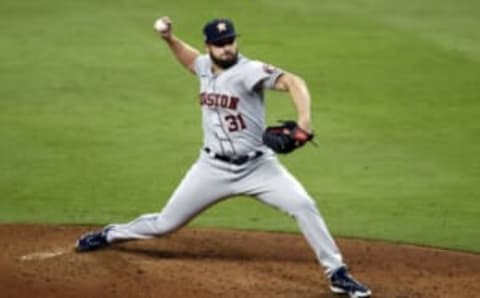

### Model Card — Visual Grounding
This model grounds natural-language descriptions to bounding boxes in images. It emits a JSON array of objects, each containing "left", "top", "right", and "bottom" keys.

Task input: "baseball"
[{"left": 154, "top": 18, "right": 168, "bottom": 32}]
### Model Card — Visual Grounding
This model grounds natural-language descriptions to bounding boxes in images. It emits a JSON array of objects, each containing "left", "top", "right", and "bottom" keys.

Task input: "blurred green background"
[{"left": 1, "top": 0, "right": 479, "bottom": 252}]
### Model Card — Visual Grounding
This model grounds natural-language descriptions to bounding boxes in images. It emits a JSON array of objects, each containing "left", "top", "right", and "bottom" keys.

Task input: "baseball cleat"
[
  {"left": 76, "top": 227, "right": 111, "bottom": 252},
  {"left": 329, "top": 266, "right": 372, "bottom": 297}
]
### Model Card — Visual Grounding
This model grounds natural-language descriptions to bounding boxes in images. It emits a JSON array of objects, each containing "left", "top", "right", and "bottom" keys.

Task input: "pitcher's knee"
[{"left": 290, "top": 197, "right": 318, "bottom": 216}]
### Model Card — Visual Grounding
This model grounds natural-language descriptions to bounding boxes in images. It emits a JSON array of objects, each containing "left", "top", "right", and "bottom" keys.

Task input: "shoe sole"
[
  {"left": 75, "top": 240, "right": 94, "bottom": 252},
  {"left": 330, "top": 285, "right": 372, "bottom": 297}
]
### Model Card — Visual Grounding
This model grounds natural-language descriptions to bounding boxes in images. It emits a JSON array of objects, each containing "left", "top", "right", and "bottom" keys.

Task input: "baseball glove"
[{"left": 262, "top": 121, "right": 314, "bottom": 154}]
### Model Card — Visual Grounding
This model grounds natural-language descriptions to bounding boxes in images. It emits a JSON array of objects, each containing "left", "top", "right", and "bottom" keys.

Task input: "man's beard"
[{"left": 210, "top": 51, "right": 239, "bottom": 69}]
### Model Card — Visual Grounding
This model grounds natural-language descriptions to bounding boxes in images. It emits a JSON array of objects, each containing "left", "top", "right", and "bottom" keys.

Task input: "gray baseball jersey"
[
  {"left": 105, "top": 54, "right": 345, "bottom": 276},
  {"left": 195, "top": 54, "right": 282, "bottom": 156}
]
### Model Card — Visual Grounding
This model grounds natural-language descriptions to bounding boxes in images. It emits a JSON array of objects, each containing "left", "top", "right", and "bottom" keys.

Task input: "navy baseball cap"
[{"left": 203, "top": 19, "right": 237, "bottom": 43}]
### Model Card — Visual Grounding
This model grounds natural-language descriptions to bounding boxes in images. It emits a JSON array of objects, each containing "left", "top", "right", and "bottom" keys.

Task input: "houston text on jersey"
[{"left": 199, "top": 92, "right": 239, "bottom": 110}]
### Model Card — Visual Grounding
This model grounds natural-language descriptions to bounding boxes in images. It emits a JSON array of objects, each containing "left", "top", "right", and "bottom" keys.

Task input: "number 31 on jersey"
[{"left": 224, "top": 114, "right": 247, "bottom": 132}]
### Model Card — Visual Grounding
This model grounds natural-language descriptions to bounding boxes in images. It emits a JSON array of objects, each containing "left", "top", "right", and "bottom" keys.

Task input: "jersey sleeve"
[
  {"left": 243, "top": 61, "right": 284, "bottom": 91},
  {"left": 193, "top": 55, "right": 210, "bottom": 76}
]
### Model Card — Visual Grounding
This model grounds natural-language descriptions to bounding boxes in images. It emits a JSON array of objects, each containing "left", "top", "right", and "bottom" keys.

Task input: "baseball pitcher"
[{"left": 76, "top": 17, "right": 371, "bottom": 298}]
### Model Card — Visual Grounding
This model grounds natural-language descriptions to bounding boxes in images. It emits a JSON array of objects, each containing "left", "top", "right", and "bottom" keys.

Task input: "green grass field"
[{"left": 1, "top": 0, "right": 479, "bottom": 252}]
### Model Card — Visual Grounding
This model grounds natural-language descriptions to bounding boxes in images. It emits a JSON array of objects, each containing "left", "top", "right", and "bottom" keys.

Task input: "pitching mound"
[{"left": 1, "top": 224, "right": 479, "bottom": 298}]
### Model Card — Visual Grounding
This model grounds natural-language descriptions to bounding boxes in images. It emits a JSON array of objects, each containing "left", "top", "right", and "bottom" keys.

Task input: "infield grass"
[{"left": 1, "top": 0, "right": 479, "bottom": 252}]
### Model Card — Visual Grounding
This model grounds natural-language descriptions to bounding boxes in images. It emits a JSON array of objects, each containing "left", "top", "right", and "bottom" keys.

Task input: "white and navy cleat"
[
  {"left": 76, "top": 227, "right": 111, "bottom": 252},
  {"left": 329, "top": 266, "right": 372, "bottom": 297}
]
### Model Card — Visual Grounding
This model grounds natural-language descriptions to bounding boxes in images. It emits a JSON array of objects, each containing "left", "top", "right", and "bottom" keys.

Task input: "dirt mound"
[{"left": 1, "top": 224, "right": 479, "bottom": 297}]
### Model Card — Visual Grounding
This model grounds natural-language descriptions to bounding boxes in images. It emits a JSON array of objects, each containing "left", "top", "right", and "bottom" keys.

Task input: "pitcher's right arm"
[{"left": 155, "top": 17, "right": 200, "bottom": 74}]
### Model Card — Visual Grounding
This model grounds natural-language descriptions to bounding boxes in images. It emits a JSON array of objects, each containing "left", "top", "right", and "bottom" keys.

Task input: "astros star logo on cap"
[{"left": 217, "top": 22, "right": 227, "bottom": 32}]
